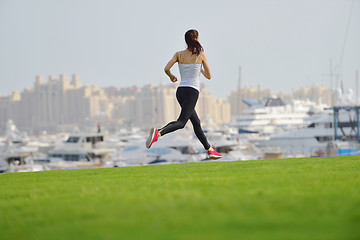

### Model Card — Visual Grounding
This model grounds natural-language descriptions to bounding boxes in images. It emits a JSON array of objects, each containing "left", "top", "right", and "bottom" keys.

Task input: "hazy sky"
[{"left": 0, "top": 0, "right": 359, "bottom": 99}]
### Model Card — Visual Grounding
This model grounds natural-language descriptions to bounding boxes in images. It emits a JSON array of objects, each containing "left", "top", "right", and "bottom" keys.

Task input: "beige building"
[
  {"left": 0, "top": 76, "right": 231, "bottom": 134},
  {"left": 227, "top": 84, "right": 333, "bottom": 117},
  {"left": 0, "top": 74, "right": 112, "bottom": 134},
  {"left": 0, "top": 74, "right": 335, "bottom": 135},
  {"left": 0, "top": 92, "right": 21, "bottom": 132},
  {"left": 197, "top": 87, "right": 231, "bottom": 127},
  {"left": 115, "top": 83, "right": 231, "bottom": 129},
  {"left": 292, "top": 85, "right": 332, "bottom": 106}
]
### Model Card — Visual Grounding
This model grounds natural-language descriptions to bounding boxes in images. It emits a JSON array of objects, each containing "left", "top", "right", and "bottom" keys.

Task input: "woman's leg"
[
  {"left": 189, "top": 110, "right": 211, "bottom": 150},
  {"left": 189, "top": 113, "right": 222, "bottom": 158},
  {"left": 159, "top": 87, "right": 199, "bottom": 136}
]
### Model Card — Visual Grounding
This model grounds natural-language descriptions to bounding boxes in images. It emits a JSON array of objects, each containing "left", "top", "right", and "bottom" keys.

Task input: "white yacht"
[
  {"left": 257, "top": 107, "right": 360, "bottom": 157},
  {"left": 229, "top": 97, "right": 328, "bottom": 136},
  {"left": 0, "top": 143, "right": 39, "bottom": 172},
  {"left": 45, "top": 133, "right": 116, "bottom": 170},
  {"left": 0, "top": 120, "right": 40, "bottom": 172}
]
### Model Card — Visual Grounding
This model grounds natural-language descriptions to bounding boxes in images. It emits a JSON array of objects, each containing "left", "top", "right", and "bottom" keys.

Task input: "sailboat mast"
[
  {"left": 237, "top": 66, "right": 241, "bottom": 116},
  {"left": 356, "top": 70, "right": 359, "bottom": 104}
]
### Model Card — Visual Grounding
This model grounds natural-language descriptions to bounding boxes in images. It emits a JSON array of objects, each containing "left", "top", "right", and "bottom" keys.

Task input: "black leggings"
[{"left": 159, "top": 87, "right": 211, "bottom": 150}]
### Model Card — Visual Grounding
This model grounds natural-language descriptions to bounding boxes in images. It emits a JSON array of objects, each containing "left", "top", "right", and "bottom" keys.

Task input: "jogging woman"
[{"left": 146, "top": 29, "right": 222, "bottom": 160}]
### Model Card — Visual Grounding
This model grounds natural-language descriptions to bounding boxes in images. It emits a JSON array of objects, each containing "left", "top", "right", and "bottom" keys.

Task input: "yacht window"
[
  {"left": 86, "top": 136, "right": 104, "bottom": 143},
  {"left": 66, "top": 137, "right": 80, "bottom": 143},
  {"left": 34, "top": 159, "right": 51, "bottom": 163},
  {"left": 315, "top": 136, "right": 332, "bottom": 142},
  {"left": 64, "top": 154, "right": 80, "bottom": 161}
]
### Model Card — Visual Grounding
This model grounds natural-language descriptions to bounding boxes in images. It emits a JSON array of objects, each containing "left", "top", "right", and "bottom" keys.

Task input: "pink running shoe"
[
  {"left": 146, "top": 128, "right": 159, "bottom": 149},
  {"left": 208, "top": 146, "right": 222, "bottom": 160}
]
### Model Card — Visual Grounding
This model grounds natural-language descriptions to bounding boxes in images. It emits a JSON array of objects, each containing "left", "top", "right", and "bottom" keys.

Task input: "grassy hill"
[{"left": 0, "top": 157, "right": 359, "bottom": 240}]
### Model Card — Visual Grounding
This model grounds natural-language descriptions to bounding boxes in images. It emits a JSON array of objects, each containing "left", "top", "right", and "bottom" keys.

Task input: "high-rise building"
[
  {"left": 227, "top": 84, "right": 333, "bottom": 118},
  {"left": 0, "top": 75, "right": 231, "bottom": 134},
  {"left": 122, "top": 83, "right": 231, "bottom": 129},
  {"left": 0, "top": 74, "right": 112, "bottom": 134},
  {"left": 292, "top": 85, "right": 332, "bottom": 105}
]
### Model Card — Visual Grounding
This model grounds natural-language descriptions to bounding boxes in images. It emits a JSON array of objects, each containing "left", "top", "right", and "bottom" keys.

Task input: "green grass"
[{"left": 1, "top": 157, "right": 360, "bottom": 240}]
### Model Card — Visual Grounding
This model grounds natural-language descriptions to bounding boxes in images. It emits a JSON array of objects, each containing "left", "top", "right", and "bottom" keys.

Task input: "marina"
[{"left": 2, "top": 95, "right": 360, "bottom": 173}]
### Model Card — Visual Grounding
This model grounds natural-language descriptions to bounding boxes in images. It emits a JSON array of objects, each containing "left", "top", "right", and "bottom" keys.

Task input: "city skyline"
[
  {"left": 0, "top": 73, "right": 333, "bottom": 136},
  {"left": 0, "top": 74, "right": 231, "bottom": 134},
  {"left": 1, "top": 0, "right": 359, "bottom": 99},
  {"left": 0, "top": 73, "right": 335, "bottom": 101}
]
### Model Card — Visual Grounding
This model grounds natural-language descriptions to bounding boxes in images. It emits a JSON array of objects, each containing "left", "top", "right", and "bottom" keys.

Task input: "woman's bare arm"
[
  {"left": 201, "top": 52, "right": 211, "bottom": 80},
  {"left": 164, "top": 52, "right": 179, "bottom": 82}
]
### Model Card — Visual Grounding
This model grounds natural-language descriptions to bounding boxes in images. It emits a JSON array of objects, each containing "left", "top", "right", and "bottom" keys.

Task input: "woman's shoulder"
[
  {"left": 171, "top": 51, "right": 182, "bottom": 61},
  {"left": 197, "top": 51, "right": 206, "bottom": 62},
  {"left": 199, "top": 51, "right": 207, "bottom": 60},
  {"left": 199, "top": 51, "right": 206, "bottom": 56},
  {"left": 177, "top": 50, "right": 186, "bottom": 56},
  {"left": 174, "top": 50, "right": 184, "bottom": 58}
]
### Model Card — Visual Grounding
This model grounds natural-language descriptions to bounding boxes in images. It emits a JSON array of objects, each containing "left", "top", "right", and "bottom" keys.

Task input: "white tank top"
[{"left": 178, "top": 51, "right": 202, "bottom": 92}]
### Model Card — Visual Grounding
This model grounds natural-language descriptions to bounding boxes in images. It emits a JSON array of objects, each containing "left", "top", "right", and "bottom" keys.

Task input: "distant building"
[
  {"left": 227, "top": 84, "right": 333, "bottom": 117},
  {"left": 110, "top": 83, "right": 231, "bottom": 129},
  {"left": 0, "top": 74, "right": 111, "bottom": 134},
  {"left": 292, "top": 85, "right": 332, "bottom": 105},
  {"left": 2, "top": 74, "right": 331, "bottom": 135},
  {"left": 197, "top": 86, "right": 231, "bottom": 127},
  {"left": 0, "top": 76, "right": 231, "bottom": 134},
  {"left": 0, "top": 92, "right": 21, "bottom": 131}
]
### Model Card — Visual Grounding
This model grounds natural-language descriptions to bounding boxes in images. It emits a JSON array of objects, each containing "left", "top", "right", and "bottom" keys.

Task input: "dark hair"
[{"left": 185, "top": 29, "right": 203, "bottom": 56}]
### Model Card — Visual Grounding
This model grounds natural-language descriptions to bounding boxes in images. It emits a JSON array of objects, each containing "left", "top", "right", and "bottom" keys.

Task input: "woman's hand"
[{"left": 170, "top": 74, "right": 178, "bottom": 82}]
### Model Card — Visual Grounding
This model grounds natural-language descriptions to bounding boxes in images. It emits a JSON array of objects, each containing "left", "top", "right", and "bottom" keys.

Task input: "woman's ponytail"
[{"left": 185, "top": 29, "right": 203, "bottom": 56}]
